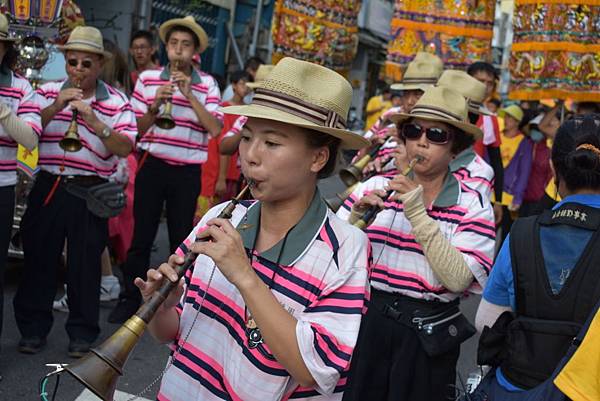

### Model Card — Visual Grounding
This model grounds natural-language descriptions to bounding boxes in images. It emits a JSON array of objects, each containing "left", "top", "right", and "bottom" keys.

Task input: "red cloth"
[
  {"left": 473, "top": 114, "right": 501, "bottom": 156},
  {"left": 524, "top": 140, "right": 552, "bottom": 202},
  {"left": 108, "top": 154, "right": 138, "bottom": 263},
  {"left": 200, "top": 101, "right": 241, "bottom": 198}
]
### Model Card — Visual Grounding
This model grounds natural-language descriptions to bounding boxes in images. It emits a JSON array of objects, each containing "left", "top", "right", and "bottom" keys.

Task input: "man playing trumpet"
[
  {"left": 109, "top": 16, "right": 223, "bottom": 323},
  {"left": 14, "top": 26, "right": 137, "bottom": 357}
]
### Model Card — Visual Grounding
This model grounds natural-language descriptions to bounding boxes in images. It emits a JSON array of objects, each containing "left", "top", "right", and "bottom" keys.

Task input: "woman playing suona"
[
  {"left": 339, "top": 87, "right": 496, "bottom": 401},
  {"left": 134, "top": 57, "right": 371, "bottom": 400},
  {"left": 472, "top": 114, "right": 600, "bottom": 399}
]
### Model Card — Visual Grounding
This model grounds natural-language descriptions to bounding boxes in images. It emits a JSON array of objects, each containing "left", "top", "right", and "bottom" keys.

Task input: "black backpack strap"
[{"left": 509, "top": 215, "right": 541, "bottom": 317}]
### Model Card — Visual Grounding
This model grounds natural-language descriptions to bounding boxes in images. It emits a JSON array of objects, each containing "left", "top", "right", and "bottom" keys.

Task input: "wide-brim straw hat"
[
  {"left": 58, "top": 26, "right": 112, "bottom": 58},
  {"left": 389, "top": 86, "right": 483, "bottom": 140},
  {"left": 159, "top": 16, "right": 209, "bottom": 54},
  {"left": 221, "top": 57, "right": 369, "bottom": 150},
  {"left": 247, "top": 64, "right": 274, "bottom": 89},
  {"left": 0, "top": 14, "right": 16, "bottom": 42},
  {"left": 437, "top": 70, "right": 492, "bottom": 116},
  {"left": 499, "top": 105, "right": 524, "bottom": 122},
  {"left": 391, "top": 52, "right": 444, "bottom": 91}
]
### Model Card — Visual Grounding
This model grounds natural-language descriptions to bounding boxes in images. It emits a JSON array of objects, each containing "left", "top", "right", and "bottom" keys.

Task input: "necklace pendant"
[{"left": 246, "top": 326, "right": 263, "bottom": 349}]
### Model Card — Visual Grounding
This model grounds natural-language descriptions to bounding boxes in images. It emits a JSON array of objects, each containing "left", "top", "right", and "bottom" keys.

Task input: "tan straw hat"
[
  {"left": 390, "top": 86, "right": 483, "bottom": 139},
  {"left": 159, "top": 16, "right": 209, "bottom": 54},
  {"left": 58, "top": 26, "right": 112, "bottom": 58},
  {"left": 0, "top": 14, "right": 16, "bottom": 42},
  {"left": 247, "top": 64, "right": 274, "bottom": 89},
  {"left": 437, "top": 70, "right": 491, "bottom": 116},
  {"left": 221, "top": 57, "right": 369, "bottom": 149},
  {"left": 391, "top": 52, "right": 444, "bottom": 91}
]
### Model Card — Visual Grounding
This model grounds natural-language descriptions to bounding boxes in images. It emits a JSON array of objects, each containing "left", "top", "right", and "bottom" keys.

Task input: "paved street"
[{"left": 1, "top": 176, "right": 482, "bottom": 400}]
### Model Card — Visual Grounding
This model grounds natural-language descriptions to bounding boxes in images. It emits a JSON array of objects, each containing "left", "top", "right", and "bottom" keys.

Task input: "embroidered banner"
[
  {"left": 385, "top": 0, "right": 495, "bottom": 82},
  {"left": 38, "top": 0, "right": 63, "bottom": 24},
  {"left": 10, "top": 0, "right": 32, "bottom": 22},
  {"left": 270, "top": 0, "right": 361, "bottom": 73},
  {"left": 508, "top": 1, "right": 600, "bottom": 101}
]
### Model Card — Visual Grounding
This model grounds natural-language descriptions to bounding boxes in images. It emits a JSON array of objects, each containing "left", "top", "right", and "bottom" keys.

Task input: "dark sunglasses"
[
  {"left": 401, "top": 123, "right": 453, "bottom": 145},
  {"left": 67, "top": 58, "right": 93, "bottom": 69}
]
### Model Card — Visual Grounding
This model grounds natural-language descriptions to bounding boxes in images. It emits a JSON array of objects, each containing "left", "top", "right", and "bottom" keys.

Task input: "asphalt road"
[{"left": 1, "top": 175, "right": 482, "bottom": 400}]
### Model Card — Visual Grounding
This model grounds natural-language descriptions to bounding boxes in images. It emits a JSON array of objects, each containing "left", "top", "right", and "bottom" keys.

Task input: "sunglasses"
[
  {"left": 401, "top": 123, "right": 453, "bottom": 145},
  {"left": 67, "top": 58, "right": 93, "bottom": 69}
]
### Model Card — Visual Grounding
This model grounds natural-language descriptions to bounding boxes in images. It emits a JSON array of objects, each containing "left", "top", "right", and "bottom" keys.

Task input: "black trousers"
[
  {"left": 121, "top": 155, "right": 201, "bottom": 302},
  {"left": 13, "top": 174, "right": 107, "bottom": 342},
  {"left": 343, "top": 290, "right": 460, "bottom": 401},
  {"left": 0, "top": 185, "right": 15, "bottom": 340}
]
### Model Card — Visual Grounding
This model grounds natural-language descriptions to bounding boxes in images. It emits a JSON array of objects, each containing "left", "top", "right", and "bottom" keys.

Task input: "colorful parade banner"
[
  {"left": 386, "top": 0, "right": 495, "bottom": 82},
  {"left": 16, "top": 144, "right": 38, "bottom": 177},
  {"left": 10, "top": 0, "right": 32, "bottom": 22},
  {"left": 38, "top": 0, "right": 63, "bottom": 24},
  {"left": 270, "top": 0, "right": 361, "bottom": 74},
  {"left": 509, "top": 1, "right": 600, "bottom": 101}
]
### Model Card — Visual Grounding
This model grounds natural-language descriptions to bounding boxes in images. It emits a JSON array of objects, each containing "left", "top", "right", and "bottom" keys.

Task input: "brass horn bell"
[
  {"left": 155, "top": 101, "right": 176, "bottom": 130},
  {"left": 64, "top": 315, "right": 147, "bottom": 401},
  {"left": 59, "top": 110, "right": 82, "bottom": 152}
]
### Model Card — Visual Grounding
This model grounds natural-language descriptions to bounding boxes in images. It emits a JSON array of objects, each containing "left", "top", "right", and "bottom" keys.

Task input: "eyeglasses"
[
  {"left": 401, "top": 123, "right": 453, "bottom": 145},
  {"left": 67, "top": 58, "right": 93, "bottom": 69}
]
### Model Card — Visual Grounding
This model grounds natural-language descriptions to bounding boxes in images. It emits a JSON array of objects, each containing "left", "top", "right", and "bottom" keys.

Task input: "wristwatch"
[{"left": 99, "top": 126, "right": 111, "bottom": 139}]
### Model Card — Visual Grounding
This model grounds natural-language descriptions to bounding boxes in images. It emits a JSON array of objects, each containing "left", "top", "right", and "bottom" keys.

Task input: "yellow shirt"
[
  {"left": 544, "top": 139, "right": 561, "bottom": 202},
  {"left": 365, "top": 96, "right": 392, "bottom": 130},
  {"left": 554, "top": 306, "right": 600, "bottom": 401},
  {"left": 497, "top": 131, "right": 525, "bottom": 206}
]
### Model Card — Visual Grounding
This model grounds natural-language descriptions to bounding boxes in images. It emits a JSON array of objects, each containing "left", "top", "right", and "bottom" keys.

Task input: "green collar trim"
[
  {"left": 407, "top": 169, "right": 460, "bottom": 207},
  {"left": 449, "top": 147, "right": 476, "bottom": 173},
  {"left": 159, "top": 64, "right": 202, "bottom": 84},
  {"left": 60, "top": 79, "right": 109, "bottom": 101},
  {"left": 238, "top": 189, "right": 328, "bottom": 266},
  {"left": 0, "top": 64, "right": 11, "bottom": 87}
]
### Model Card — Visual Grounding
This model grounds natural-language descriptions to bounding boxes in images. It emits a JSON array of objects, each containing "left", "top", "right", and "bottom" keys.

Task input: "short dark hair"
[
  {"left": 450, "top": 128, "right": 475, "bottom": 155},
  {"left": 230, "top": 70, "right": 251, "bottom": 84},
  {"left": 577, "top": 102, "right": 600, "bottom": 115},
  {"left": 244, "top": 56, "right": 264, "bottom": 72},
  {"left": 552, "top": 114, "right": 600, "bottom": 192},
  {"left": 130, "top": 30, "right": 154, "bottom": 46},
  {"left": 1, "top": 43, "right": 17, "bottom": 71},
  {"left": 467, "top": 61, "right": 498, "bottom": 80},
  {"left": 165, "top": 26, "right": 199, "bottom": 49},
  {"left": 304, "top": 129, "right": 341, "bottom": 179}
]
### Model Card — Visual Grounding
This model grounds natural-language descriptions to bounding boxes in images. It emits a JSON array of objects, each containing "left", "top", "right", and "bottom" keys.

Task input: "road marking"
[{"left": 76, "top": 389, "right": 152, "bottom": 400}]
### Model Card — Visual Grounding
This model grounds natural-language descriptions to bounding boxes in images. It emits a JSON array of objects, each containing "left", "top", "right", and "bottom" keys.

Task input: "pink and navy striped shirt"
[
  {"left": 451, "top": 147, "right": 495, "bottom": 200},
  {"left": 223, "top": 115, "right": 247, "bottom": 168},
  {"left": 363, "top": 106, "right": 404, "bottom": 174},
  {"left": 36, "top": 79, "right": 137, "bottom": 178},
  {"left": 132, "top": 66, "right": 222, "bottom": 165},
  {"left": 337, "top": 173, "right": 495, "bottom": 302},
  {"left": 0, "top": 68, "right": 42, "bottom": 186},
  {"left": 158, "top": 192, "right": 371, "bottom": 401}
]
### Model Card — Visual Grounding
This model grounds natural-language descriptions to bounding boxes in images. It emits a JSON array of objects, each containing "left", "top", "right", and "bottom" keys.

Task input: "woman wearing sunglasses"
[{"left": 339, "top": 87, "right": 495, "bottom": 401}]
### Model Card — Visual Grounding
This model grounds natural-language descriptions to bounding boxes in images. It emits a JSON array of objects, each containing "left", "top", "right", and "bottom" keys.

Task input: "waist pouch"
[
  {"left": 375, "top": 290, "right": 476, "bottom": 357},
  {"left": 64, "top": 181, "right": 126, "bottom": 218}
]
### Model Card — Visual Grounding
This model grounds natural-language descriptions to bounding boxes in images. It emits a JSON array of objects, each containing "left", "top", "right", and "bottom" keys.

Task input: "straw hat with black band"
[
  {"left": 391, "top": 52, "right": 444, "bottom": 92},
  {"left": 221, "top": 57, "right": 370, "bottom": 150},
  {"left": 437, "top": 70, "right": 492, "bottom": 116},
  {"left": 0, "top": 14, "right": 16, "bottom": 42},
  {"left": 390, "top": 86, "right": 483, "bottom": 140},
  {"left": 159, "top": 16, "right": 209, "bottom": 54},
  {"left": 58, "top": 26, "right": 112, "bottom": 59},
  {"left": 247, "top": 64, "right": 274, "bottom": 89}
]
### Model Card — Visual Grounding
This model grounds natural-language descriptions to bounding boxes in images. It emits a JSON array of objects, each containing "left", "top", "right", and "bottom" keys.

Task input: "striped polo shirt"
[
  {"left": 36, "top": 79, "right": 137, "bottom": 178},
  {"left": 158, "top": 191, "right": 371, "bottom": 401},
  {"left": 363, "top": 106, "right": 404, "bottom": 174},
  {"left": 451, "top": 147, "right": 495, "bottom": 200},
  {"left": 0, "top": 67, "right": 42, "bottom": 186},
  {"left": 223, "top": 115, "right": 247, "bottom": 168},
  {"left": 132, "top": 65, "right": 222, "bottom": 165},
  {"left": 337, "top": 172, "right": 495, "bottom": 302}
]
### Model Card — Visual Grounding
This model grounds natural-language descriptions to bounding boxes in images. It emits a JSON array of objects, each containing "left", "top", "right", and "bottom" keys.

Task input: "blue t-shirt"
[{"left": 483, "top": 193, "right": 600, "bottom": 391}]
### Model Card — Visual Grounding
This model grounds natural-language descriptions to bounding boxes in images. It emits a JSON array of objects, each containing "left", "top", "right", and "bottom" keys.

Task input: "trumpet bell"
[
  {"left": 59, "top": 131, "right": 82, "bottom": 152},
  {"left": 155, "top": 114, "right": 176, "bottom": 130},
  {"left": 64, "top": 315, "right": 147, "bottom": 401},
  {"left": 339, "top": 165, "right": 362, "bottom": 187}
]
